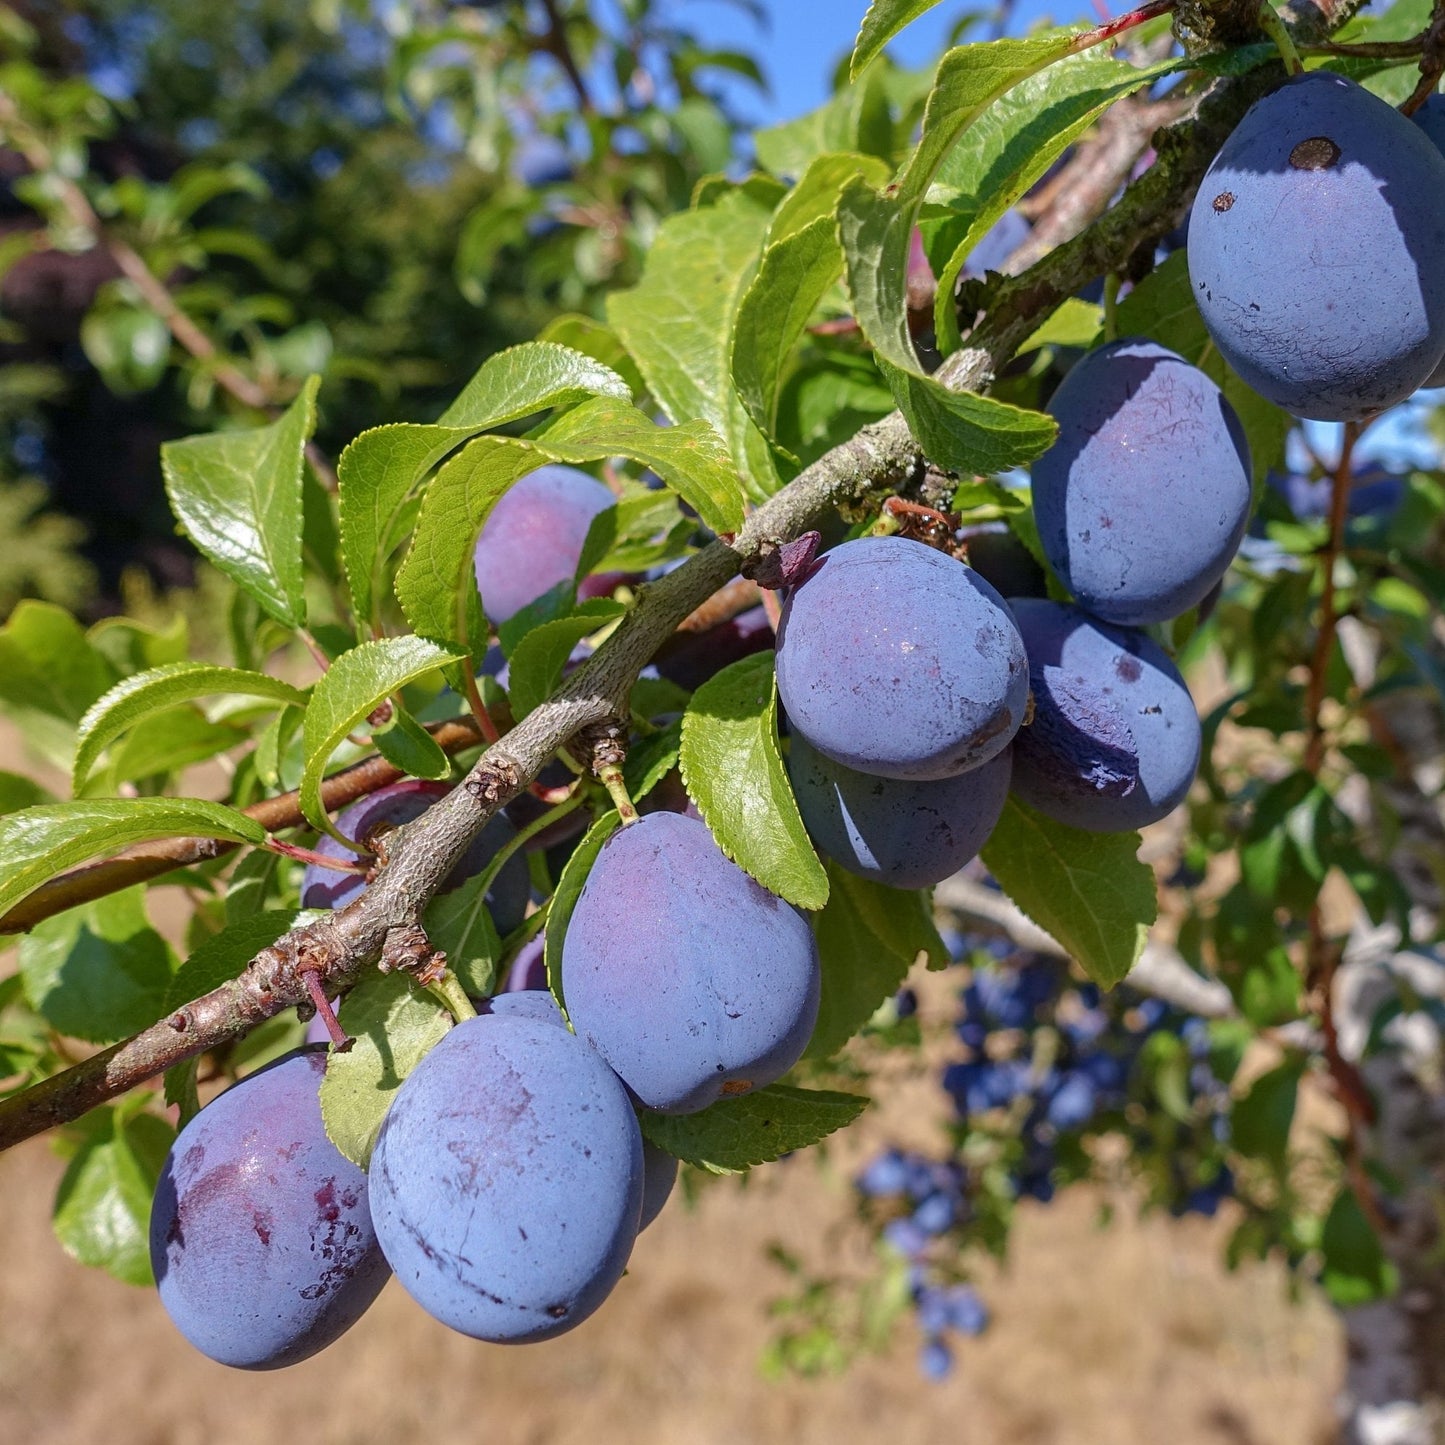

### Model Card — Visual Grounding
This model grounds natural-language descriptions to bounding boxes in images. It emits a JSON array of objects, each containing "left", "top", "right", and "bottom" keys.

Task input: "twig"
[
  {"left": 537, "top": 0, "right": 595, "bottom": 115},
  {"left": 0, "top": 9, "right": 1363, "bottom": 1150},
  {"left": 0, "top": 715, "right": 492, "bottom": 934}
]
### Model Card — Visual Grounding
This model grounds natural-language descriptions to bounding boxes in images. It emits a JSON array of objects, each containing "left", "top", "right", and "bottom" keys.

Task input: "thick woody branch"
[{"left": 0, "top": 6, "right": 1362, "bottom": 1150}]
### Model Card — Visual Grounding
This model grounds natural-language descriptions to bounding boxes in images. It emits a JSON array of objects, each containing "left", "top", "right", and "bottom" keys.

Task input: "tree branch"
[{"left": 0, "top": 4, "right": 1362, "bottom": 1151}]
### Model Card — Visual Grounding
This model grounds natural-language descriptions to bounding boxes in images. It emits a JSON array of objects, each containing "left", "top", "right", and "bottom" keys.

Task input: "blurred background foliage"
[{"left": 0, "top": 0, "right": 778, "bottom": 611}]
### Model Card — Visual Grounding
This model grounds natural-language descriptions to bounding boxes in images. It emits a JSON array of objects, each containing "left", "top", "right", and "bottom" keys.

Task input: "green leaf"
[
  {"left": 0, "top": 770, "right": 53, "bottom": 815},
  {"left": 298, "top": 636, "right": 461, "bottom": 839},
  {"left": 505, "top": 604, "right": 624, "bottom": 720},
  {"left": 53, "top": 1103, "right": 175, "bottom": 1286},
  {"left": 1319, "top": 1187, "right": 1399, "bottom": 1307},
  {"left": 1115, "top": 251, "right": 1290, "bottom": 483},
  {"left": 20, "top": 886, "right": 177, "bottom": 1043},
  {"left": 808, "top": 865, "right": 946, "bottom": 1059},
  {"left": 73, "top": 662, "right": 306, "bottom": 792},
  {"left": 544, "top": 810, "right": 621, "bottom": 1014},
  {"left": 164, "top": 911, "right": 298, "bottom": 1011},
  {"left": 877, "top": 355, "right": 1059, "bottom": 473},
  {"left": 841, "top": 34, "right": 1076, "bottom": 374},
  {"left": 104, "top": 706, "right": 247, "bottom": 787},
  {"left": 732, "top": 154, "right": 892, "bottom": 444},
  {"left": 0, "top": 600, "right": 118, "bottom": 768},
  {"left": 640, "top": 1084, "right": 868, "bottom": 1174},
  {"left": 224, "top": 848, "right": 279, "bottom": 924},
  {"left": 535, "top": 315, "right": 646, "bottom": 397},
  {"left": 851, "top": 0, "right": 949, "bottom": 79},
  {"left": 439, "top": 339, "right": 633, "bottom": 427},
  {"left": 980, "top": 797, "right": 1156, "bottom": 988},
  {"left": 1018, "top": 297, "right": 1104, "bottom": 353},
  {"left": 423, "top": 874, "right": 503, "bottom": 998},
  {"left": 680, "top": 652, "right": 829, "bottom": 912},
  {"left": 1231, "top": 1059, "right": 1301, "bottom": 1169},
  {"left": 756, "top": 71, "right": 894, "bottom": 178},
  {"left": 837, "top": 36, "right": 1074, "bottom": 469},
  {"left": 163, "top": 1057, "right": 201, "bottom": 1129},
  {"left": 607, "top": 188, "right": 782, "bottom": 501},
  {"left": 926, "top": 51, "right": 1185, "bottom": 348},
  {"left": 160, "top": 376, "right": 320, "bottom": 627},
  {"left": 318, "top": 971, "right": 453, "bottom": 1168},
  {"left": 0, "top": 799, "right": 266, "bottom": 924},
  {"left": 372, "top": 704, "right": 452, "bottom": 780},
  {"left": 624, "top": 718, "right": 683, "bottom": 802},
  {"left": 337, "top": 342, "right": 630, "bottom": 626},
  {"left": 397, "top": 407, "right": 744, "bottom": 646},
  {"left": 532, "top": 397, "right": 746, "bottom": 535}
]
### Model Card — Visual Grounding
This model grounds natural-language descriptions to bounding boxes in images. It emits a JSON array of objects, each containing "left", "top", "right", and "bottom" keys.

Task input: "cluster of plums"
[{"left": 144, "top": 65, "right": 1445, "bottom": 1373}]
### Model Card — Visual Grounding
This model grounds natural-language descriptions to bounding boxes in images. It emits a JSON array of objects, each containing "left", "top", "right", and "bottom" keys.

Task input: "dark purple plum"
[
  {"left": 787, "top": 735, "right": 1011, "bottom": 889},
  {"left": 1031, "top": 338, "right": 1251, "bottom": 626},
  {"left": 368, "top": 1012, "right": 642, "bottom": 1343},
  {"left": 1265, "top": 464, "right": 1405, "bottom": 523},
  {"left": 1188, "top": 72, "right": 1445, "bottom": 420},
  {"left": 562, "top": 812, "right": 821, "bottom": 1113},
  {"left": 485, "top": 988, "right": 565, "bottom": 1027},
  {"left": 472, "top": 464, "right": 617, "bottom": 624},
  {"left": 959, "top": 522, "right": 1046, "bottom": 600},
  {"left": 149, "top": 1049, "right": 389, "bottom": 1370},
  {"left": 963, "top": 208, "right": 1030, "bottom": 277},
  {"left": 503, "top": 760, "right": 588, "bottom": 853},
  {"left": 502, "top": 933, "right": 547, "bottom": 992},
  {"left": 301, "top": 780, "right": 528, "bottom": 933},
  {"left": 775, "top": 537, "right": 1028, "bottom": 781},
  {"left": 1008, "top": 599, "right": 1201, "bottom": 832},
  {"left": 653, "top": 604, "right": 774, "bottom": 691},
  {"left": 639, "top": 1141, "right": 677, "bottom": 1231},
  {"left": 1412, "top": 94, "right": 1445, "bottom": 387}
]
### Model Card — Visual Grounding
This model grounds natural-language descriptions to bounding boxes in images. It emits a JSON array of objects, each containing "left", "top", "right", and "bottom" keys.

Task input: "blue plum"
[
  {"left": 959, "top": 521, "right": 1046, "bottom": 600},
  {"left": 775, "top": 537, "right": 1028, "bottom": 781},
  {"left": 502, "top": 933, "right": 547, "bottom": 992},
  {"left": 473, "top": 464, "right": 617, "bottom": 624},
  {"left": 1412, "top": 95, "right": 1445, "bottom": 387},
  {"left": 1008, "top": 599, "right": 1201, "bottom": 832},
  {"left": 300, "top": 780, "right": 528, "bottom": 933},
  {"left": 369, "top": 1012, "right": 642, "bottom": 1343},
  {"left": 149, "top": 1049, "right": 389, "bottom": 1369},
  {"left": 1031, "top": 338, "right": 1251, "bottom": 625},
  {"left": 786, "top": 734, "right": 1011, "bottom": 889},
  {"left": 1188, "top": 72, "right": 1445, "bottom": 420},
  {"left": 562, "top": 812, "right": 820, "bottom": 1113},
  {"left": 485, "top": 989, "right": 565, "bottom": 1028},
  {"left": 639, "top": 1141, "right": 678, "bottom": 1231}
]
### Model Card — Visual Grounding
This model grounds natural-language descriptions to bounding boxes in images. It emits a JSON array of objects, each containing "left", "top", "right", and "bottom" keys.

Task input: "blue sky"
[{"left": 681, "top": 0, "right": 1098, "bottom": 127}]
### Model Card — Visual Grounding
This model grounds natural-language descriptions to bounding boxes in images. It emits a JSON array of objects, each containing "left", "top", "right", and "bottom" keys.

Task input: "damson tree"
[{"left": 2, "top": 0, "right": 1445, "bottom": 1439}]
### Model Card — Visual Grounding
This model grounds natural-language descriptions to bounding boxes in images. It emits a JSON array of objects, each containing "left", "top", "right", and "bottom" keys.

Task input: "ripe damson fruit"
[
  {"left": 562, "top": 812, "right": 821, "bottom": 1113},
  {"left": 473, "top": 464, "right": 618, "bottom": 623},
  {"left": 1188, "top": 72, "right": 1445, "bottom": 421},
  {"left": 369, "top": 1012, "right": 642, "bottom": 1343},
  {"left": 1412, "top": 94, "right": 1445, "bottom": 388},
  {"left": 775, "top": 536, "right": 1027, "bottom": 781},
  {"left": 639, "top": 1140, "right": 678, "bottom": 1231},
  {"left": 1008, "top": 599, "right": 1201, "bottom": 833},
  {"left": 301, "top": 780, "right": 528, "bottom": 933},
  {"left": 787, "top": 734, "right": 1011, "bottom": 889},
  {"left": 1031, "top": 339, "right": 1251, "bottom": 626},
  {"left": 149, "top": 1049, "right": 390, "bottom": 1370}
]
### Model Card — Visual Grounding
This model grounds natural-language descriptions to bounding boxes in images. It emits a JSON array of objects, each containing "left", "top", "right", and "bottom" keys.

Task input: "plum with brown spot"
[{"left": 148, "top": 1048, "right": 389, "bottom": 1369}]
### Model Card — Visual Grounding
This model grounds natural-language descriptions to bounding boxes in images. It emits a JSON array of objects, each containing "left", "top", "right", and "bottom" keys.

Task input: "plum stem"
[
  {"left": 426, "top": 971, "right": 477, "bottom": 1024},
  {"left": 1102, "top": 273, "right": 1121, "bottom": 342},
  {"left": 1065, "top": 0, "right": 1174, "bottom": 54},
  {"left": 265, "top": 838, "right": 372, "bottom": 874},
  {"left": 461, "top": 657, "right": 503, "bottom": 746},
  {"left": 597, "top": 764, "right": 640, "bottom": 825},
  {"left": 1257, "top": 2, "right": 1306, "bottom": 75},
  {"left": 301, "top": 972, "right": 352, "bottom": 1051}
]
